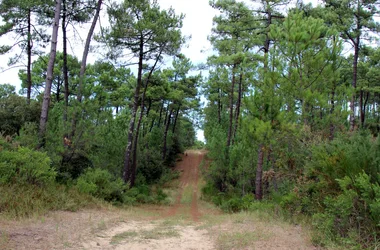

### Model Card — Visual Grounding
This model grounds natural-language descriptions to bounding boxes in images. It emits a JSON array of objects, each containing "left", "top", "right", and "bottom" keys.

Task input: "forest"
[{"left": 1, "top": 0, "right": 380, "bottom": 249}]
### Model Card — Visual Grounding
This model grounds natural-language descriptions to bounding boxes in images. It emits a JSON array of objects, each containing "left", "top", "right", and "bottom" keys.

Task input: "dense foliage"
[
  {"left": 0, "top": 0, "right": 199, "bottom": 218},
  {"left": 202, "top": 0, "right": 380, "bottom": 248}
]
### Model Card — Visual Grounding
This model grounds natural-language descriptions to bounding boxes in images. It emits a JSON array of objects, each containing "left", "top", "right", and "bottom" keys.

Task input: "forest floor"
[{"left": 0, "top": 150, "right": 319, "bottom": 250}]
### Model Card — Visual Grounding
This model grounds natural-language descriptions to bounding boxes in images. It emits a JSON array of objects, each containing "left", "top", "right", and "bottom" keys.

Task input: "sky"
[{"left": 0, "top": 0, "right": 320, "bottom": 142}]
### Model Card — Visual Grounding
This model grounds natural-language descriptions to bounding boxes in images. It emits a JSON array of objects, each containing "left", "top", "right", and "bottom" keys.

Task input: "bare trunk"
[
  {"left": 38, "top": 0, "right": 62, "bottom": 148},
  {"left": 77, "top": 0, "right": 102, "bottom": 103},
  {"left": 146, "top": 99, "right": 152, "bottom": 117},
  {"left": 226, "top": 64, "right": 236, "bottom": 147},
  {"left": 62, "top": 0, "right": 69, "bottom": 126},
  {"left": 232, "top": 71, "right": 243, "bottom": 144},
  {"left": 362, "top": 91, "right": 370, "bottom": 128},
  {"left": 130, "top": 51, "right": 162, "bottom": 187},
  {"left": 172, "top": 105, "right": 181, "bottom": 134},
  {"left": 56, "top": 76, "right": 61, "bottom": 102},
  {"left": 217, "top": 88, "right": 221, "bottom": 124},
  {"left": 255, "top": 145, "right": 264, "bottom": 200},
  {"left": 350, "top": 36, "right": 360, "bottom": 131},
  {"left": 71, "top": 0, "right": 103, "bottom": 138},
  {"left": 329, "top": 88, "right": 335, "bottom": 141},
  {"left": 123, "top": 36, "right": 144, "bottom": 185},
  {"left": 149, "top": 118, "right": 155, "bottom": 132},
  {"left": 164, "top": 104, "right": 170, "bottom": 127},
  {"left": 27, "top": 9, "right": 32, "bottom": 104},
  {"left": 157, "top": 101, "right": 164, "bottom": 127},
  {"left": 162, "top": 108, "right": 173, "bottom": 161}
]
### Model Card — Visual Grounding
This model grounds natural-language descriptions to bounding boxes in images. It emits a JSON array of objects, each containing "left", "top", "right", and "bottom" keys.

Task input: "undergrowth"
[{"left": 0, "top": 184, "right": 100, "bottom": 219}]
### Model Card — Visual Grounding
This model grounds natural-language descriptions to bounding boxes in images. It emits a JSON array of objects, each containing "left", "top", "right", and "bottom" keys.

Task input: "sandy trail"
[
  {"left": 167, "top": 150, "right": 203, "bottom": 221},
  {"left": 1, "top": 150, "right": 318, "bottom": 250}
]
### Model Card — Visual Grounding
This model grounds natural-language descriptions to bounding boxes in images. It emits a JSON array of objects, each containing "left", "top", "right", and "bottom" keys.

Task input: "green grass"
[
  {"left": 111, "top": 231, "right": 139, "bottom": 244},
  {"left": 180, "top": 184, "right": 194, "bottom": 204},
  {"left": 217, "top": 231, "right": 269, "bottom": 250}
]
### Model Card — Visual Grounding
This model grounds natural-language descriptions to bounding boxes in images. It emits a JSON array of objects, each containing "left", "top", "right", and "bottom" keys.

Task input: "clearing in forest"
[{"left": 0, "top": 150, "right": 317, "bottom": 250}]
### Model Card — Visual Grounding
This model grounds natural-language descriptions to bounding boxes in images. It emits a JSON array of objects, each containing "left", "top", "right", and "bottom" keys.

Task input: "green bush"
[
  {"left": 280, "top": 133, "right": 380, "bottom": 247},
  {"left": 16, "top": 122, "right": 39, "bottom": 149},
  {"left": 220, "top": 195, "right": 254, "bottom": 213},
  {"left": 312, "top": 172, "right": 380, "bottom": 245},
  {"left": 76, "top": 168, "right": 127, "bottom": 203},
  {"left": 0, "top": 146, "right": 56, "bottom": 186}
]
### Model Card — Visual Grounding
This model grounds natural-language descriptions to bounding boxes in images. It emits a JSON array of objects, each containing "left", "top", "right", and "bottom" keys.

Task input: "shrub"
[
  {"left": 76, "top": 168, "right": 127, "bottom": 203},
  {"left": 0, "top": 146, "right": 56, "bottom": 186},
  {"left": 227, "top": 195, "right": 254, "bottom": 212}
]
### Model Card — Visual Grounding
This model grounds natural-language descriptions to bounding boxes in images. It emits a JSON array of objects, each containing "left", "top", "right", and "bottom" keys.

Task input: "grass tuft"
[{"left": 111, "top": 231, "right": 139, "bottom": 244}]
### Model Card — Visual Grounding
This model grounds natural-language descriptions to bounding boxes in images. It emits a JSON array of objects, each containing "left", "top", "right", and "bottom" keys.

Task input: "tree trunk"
[
  {"left": 149, "top": 118, "right": 155, "bottom": 133},
  {"left": 329, "top": 88, "right": 335, "bottom": 141},
  {"left": 164, "top": 104, "right": 170, "bottom": 127},
  {"left": 77, "top": 0, "right": 103, "bottom": 103},
  {"left": 162, "top": 108, "right": 173, "bottom": 161},
  {"left": 62, "top": 0, "right": 69, "bottom": 126},
  {"left": 56, "top": 76, "right": 61, "bottom": 102},
  {"left": 350, "top": 37, "right": 360, "bottom": 131},
  {"left": 71, "top": 0, "right": 103, "bottom": 138},
  {"left": 359, "top": 89, "right": 365, "bottom": 128},
  {"left": 232, "top": 71, "right": 243, "bottom": 144},
  {"left": 158, "top": 101, "right": 164, "bottom": 127},
  {"left": 362, "top": 91, "right": 370, "bottom": 128},
  {"left": 130, "top": 51, "right": 162, "bottom": 187},
  {"left": 146, "top": 99, "right": 152, "bottom": 117},
  {"left": 26, "top": 8, "right": 32, "bottom": 104},
  {"left": 226, "top": 63, "right": 236, "bottom": 147},
  {"left": 38, "top": 0, "right": 62, "bottom": 148},
  {"left": 255, "top": 144, "right": 264, "bottom": 200},
  {"left": 123, "top": 36, "right": 144, "bottom": 185},
  {"left": 172, "top": 105, "right": 181, "bottom": 134},
  {"left": 218, "top": 88, "right": 221, "bottom": 124}
]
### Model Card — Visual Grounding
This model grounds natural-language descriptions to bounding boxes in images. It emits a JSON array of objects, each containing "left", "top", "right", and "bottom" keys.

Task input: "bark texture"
[{"left": 38, "top": 0, "right": 62, "bottom": 148}]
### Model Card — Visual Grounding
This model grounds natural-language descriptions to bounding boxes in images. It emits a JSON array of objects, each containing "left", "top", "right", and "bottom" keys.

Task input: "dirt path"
[
  {"left": 0, "top": 150, "right": 318, "bottom": 250},
  {"left": 167, "top": 150, "right": 203, "bottom": 221}
]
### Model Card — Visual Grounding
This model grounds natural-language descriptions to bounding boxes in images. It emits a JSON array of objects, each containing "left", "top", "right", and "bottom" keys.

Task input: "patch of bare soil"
[{"left": 0, "top": 150, "right": 318, "bottom": 250}]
